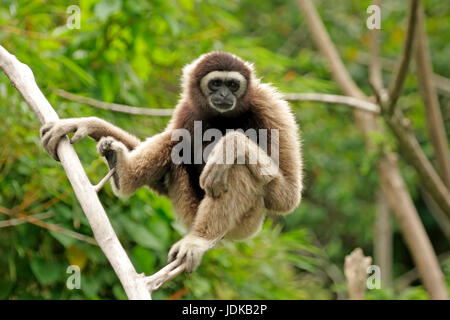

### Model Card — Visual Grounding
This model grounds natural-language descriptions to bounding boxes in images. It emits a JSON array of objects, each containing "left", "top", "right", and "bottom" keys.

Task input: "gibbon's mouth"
[{"left": 210, "top": 99, "right": 235, "bottom": 113}]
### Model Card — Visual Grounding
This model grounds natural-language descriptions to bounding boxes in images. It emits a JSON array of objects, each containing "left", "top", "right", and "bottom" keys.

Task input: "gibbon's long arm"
[{"left": 40, "top": 117, "right": 141, "bottom": 160}]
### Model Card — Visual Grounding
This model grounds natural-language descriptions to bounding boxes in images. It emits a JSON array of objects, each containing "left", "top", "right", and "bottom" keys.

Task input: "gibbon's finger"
[
  {"left": 168, "top": 243, "right": 181, "bottom": 263},
  {"left": 185, "top": 251, "right": 196, "bottom": 273},
  {"left": 40, "top": 122, "right": 55, "bottom": 138},
  {"left": 70, "top": 127, "right": 88, "bottom": 144},
  {"left": 46, "top": 136, "right": 66, "bottom": 161},
  {"left": 41, "top": 129, "right": 54, "bottom": 149}
]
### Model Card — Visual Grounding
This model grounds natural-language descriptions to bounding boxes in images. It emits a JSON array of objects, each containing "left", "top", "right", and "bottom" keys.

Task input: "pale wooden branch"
[
  {"left": 344, "top": 248, "right": 372, "bottom": 300},
  {"left": 296, "top": 0, "right": 448, "bottom": 299},
  {"left": 415, "top": 3, "right": 450, "bottom": 188},
  {"left": 385, "top": 110, "right": 450, "bottom": 217},
  {"left": 387, "top": 0, "right": 419, "bottom": 114},
  {"left": 369, "top": 0, "right": 384, "bottom": 94},
  {"left": 94, "top": 168, "right": 116, "bottom": 193},
  {"left": 0, "top": 45, "right": 190, "bottom": 299},
  {"left": 55, "top": 89, "right": 174, "bottom": 117},
  {"left": 144, "top": 260, "right": 186, "bottom": 292},
  {"left": 371, "top": 3, "right": 393, "bottom": 289},
  {"left": 374, "top": 191, "right": 393, "bottom": 288},
  {"left": 0, "top": 212, "right": 54, "bottom": 228},
  {"left": 283, "top": 93, "right": 379, "bottom": 113}
]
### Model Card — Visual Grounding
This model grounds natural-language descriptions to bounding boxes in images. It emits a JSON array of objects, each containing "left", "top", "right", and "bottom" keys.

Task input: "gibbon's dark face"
[{"left": 200, "top": 71, "right": 247, "bottom": 114}]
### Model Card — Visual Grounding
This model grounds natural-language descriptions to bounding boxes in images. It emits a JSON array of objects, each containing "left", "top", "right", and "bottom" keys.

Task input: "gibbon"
[{"left": 41, "top": 51, "right": 303, "bottom": 272}]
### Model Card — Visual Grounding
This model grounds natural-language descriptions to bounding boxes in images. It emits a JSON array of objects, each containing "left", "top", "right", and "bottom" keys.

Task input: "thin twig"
[
  {"left": 94, "top": 168, "right": 116, "bottom": 193},
  {"left": 144, "top": 260, "right": 186, "bottom": 291},
  {"left": 0, "top": 212, "right": 54, "bottom": 228},
  {"left": 387, "top": 0, "right": 420, "bottom": 114},
  {"left": 55, "top": 89, "right": 174, "bottom": 116},
  {"left": 283, "top": 93, "right": 379, "bottom": 113},
  {"left": 355, "top": 51, "right": 450, "bottom": 96},
  {"left": 0, "top": 206, "right": 97, "bottom": 245}
]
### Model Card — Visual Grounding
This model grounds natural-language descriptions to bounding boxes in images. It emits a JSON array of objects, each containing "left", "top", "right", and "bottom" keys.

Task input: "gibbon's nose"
[{"left": 218, "top": 89, "right": 228, "bottom": 98}]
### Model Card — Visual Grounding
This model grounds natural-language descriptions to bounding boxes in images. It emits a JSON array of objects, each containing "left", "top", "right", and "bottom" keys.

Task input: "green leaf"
[
  {"left": 30, "top": 258, "right": 62, "bottom": 285},
  {"left": 120, "top": 216, "right": 164, "bottom": 251}
]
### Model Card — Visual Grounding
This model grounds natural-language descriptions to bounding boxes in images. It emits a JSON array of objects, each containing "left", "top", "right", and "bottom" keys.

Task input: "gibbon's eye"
[
  {"left": 227, "top": 80, "right": 240, "bottom": 92},
  {"left": 209, "top": 79, "right": 223, "bottom": 90}
]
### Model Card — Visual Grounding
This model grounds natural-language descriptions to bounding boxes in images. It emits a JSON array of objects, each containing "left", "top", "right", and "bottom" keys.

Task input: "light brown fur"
[{"left": 40, "top": 51, "right": 303, "bottom": 272}]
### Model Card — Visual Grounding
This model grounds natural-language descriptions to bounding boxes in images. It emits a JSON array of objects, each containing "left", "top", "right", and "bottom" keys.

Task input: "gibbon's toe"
[{"left": 97, "top": 136, "right": 116, "bottom": 156}]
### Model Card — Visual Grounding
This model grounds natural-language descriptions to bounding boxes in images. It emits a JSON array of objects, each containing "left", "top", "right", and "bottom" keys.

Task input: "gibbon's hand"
[
  {"left": 167, "top": 234, "right": 215, "bottom": 273},
  {"left": 40, "top": 118, "right": 95, "bottom": 161}
]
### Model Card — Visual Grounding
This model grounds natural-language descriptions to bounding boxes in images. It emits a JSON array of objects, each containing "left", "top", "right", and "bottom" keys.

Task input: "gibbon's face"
[{"left": 200, "top": 71, "right": 247, "bottom": 114}]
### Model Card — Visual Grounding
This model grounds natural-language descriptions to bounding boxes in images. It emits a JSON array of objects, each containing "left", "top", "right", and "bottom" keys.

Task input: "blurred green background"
[{"left": 0, "top": 0, "right": 449, "bottom": 300}]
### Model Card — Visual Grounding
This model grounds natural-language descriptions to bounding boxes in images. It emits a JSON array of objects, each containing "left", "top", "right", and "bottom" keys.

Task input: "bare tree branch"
[
  {"left": 387, "top": 0, "right": 420, "bottom": 114},
  {"left": 369, "top": 0, "right": 385, "bottom": 95},
  {"left": 371, "top": 2, "right": 393, "bottom": 289},
  {"left": 55, "top": 89, "right": 174, "bottom": 117},
  {"left": 415, "top": 3, "right": 450, "bottom": 188},
  {"left": 355, "top": 51, "right": 450, "bottom": 96},
  {"left": 0, "top": 207, "right": 95, "bottom": 245},
  {"left": 56, "top": 88, "right": 380, "bottom": 115},
  {"left": 385, "top": 110, "right": 450, "bottom": 216},
  {"left": 283, "top": 93, "right": 379, "bottom": 113},
  {"left": 0, "top": 45, "right": 168, "bottom": 300},
  {"left": 94, "top": 168, "right": 116, "bottom": 193},
  {"left": 0, "top": 212, "right": 54, "bottom": 228},
  {"left": 374, "top": 191, "right": 393, "bottom": 288},
  {"left": 296, "top": 0, "right": 448, "bottom": 299}
]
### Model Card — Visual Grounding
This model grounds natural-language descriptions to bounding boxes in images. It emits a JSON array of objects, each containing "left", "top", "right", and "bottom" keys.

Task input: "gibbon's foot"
[
  {"left": 199, "top": 162, "right": 230, "bottom": 199},
  {"left": 167, "top": 235, "right": 215, "bottom": 273},
  {"left": 96, "top": 136, "right": 127, "bottom": 170}
]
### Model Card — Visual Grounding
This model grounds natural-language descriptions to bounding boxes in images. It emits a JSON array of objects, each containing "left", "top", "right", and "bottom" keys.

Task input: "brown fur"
[{"left": 40, "top": 51, "right": 303, "bottom": 272}]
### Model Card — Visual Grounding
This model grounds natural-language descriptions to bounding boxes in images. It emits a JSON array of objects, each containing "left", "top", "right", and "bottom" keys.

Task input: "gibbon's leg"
[
  {"left": 199, "top": 130, "right": 302, "bottom": 215},
  {"left": 168, "top": 164, "right": 265, "bottom": 272},
  {"left": 40, "top": 117, "right": 141, "bottom": 160},
  {"left": 168, "top": 131, "right": 276, "bottom": 272},
  {"left": 263, "top": 173, "right": 302, "bottom": 215},
  {"left": 96, "top": 131, "right": 174, "bottom": 196}
]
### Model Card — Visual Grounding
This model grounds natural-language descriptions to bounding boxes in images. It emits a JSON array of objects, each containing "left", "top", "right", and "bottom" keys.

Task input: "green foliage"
[{"left": 0, "top": 0, "right": 448, "bottom": 300}]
